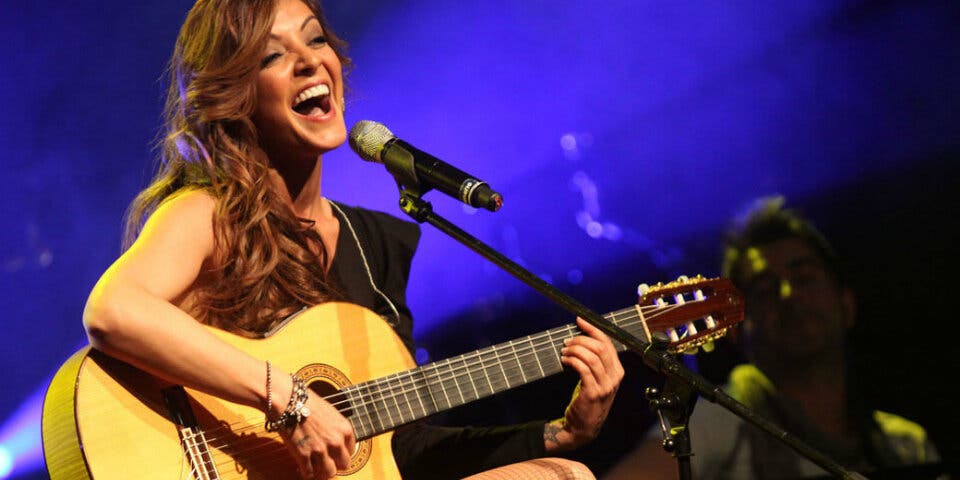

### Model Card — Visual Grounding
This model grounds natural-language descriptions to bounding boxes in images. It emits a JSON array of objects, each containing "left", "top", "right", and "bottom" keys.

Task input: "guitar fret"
[
  {"left": 430, "top": 363, "right": 452, "bottom": 410},
  {"left": 432, "top": 358, "right": 456, "bottom": 408},
  {"left": 509, "top": 340, "right": 528, "bottom": 384},
  {"left": 407, "top": 374, "right": 427, "bottom": 426},
  {"left": 414, "top": 368, "right": 437, "bottom": 418},
  {"left": 445, "top": 357, "right": 467, "bottom": 405},
  {"left": 403, "top": 373, "right": 423, "bottom": 422},
  {"left": 344, "top": 387, "right": 369, "bottom": 439},
  {"left": 371, "top": 380, "right": 386, "bottom": 435},
  {"left": 373, "top": 375, "right": 393, "bottom": 429},
  {"left": 477, "top": 351, "right": 494, "bottom": 397},
  {"left": 406, "top": 374, "right": 427, "bottom": 420},
  {"left": 386, "top": 372, "right": 404, "bottom": 426},
  {"left": 543, "top": 328, "right": 564, "bottom": 374},
  {"left": 366, "top": 381, "right": 386, "bottom": 435},
  {"left": 461, "top": 356, "right": 479, "bottom": 402},
  {"left": 494, "top": 345, "right": 512, "bottom": 390},
  {"left": 360, "top": 384, "right": 375, "bottom": 439},
  {"left": 529, "top": 334, "right": 546, "bottom": 378},
  {"left": 377, "top": 388, "right": 394, "bottom": 431},
  {"left": 391, "top": 373, "right": 407, "bottom": 427},
  {"left": 519, "top": 337, "right": 537, "bottom": 381},
  {"left": 478, "top": 349, "right": 501, "bottom": 393}
]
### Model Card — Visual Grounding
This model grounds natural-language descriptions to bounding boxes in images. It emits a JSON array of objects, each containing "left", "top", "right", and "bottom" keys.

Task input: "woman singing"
[{"left": 82, "top": 0, "right": 624, "bottom": 478}]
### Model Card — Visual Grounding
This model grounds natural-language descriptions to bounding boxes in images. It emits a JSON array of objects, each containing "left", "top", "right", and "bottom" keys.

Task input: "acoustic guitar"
[{"left": 42, "top": 276, "right": 742, "bottom": 479}]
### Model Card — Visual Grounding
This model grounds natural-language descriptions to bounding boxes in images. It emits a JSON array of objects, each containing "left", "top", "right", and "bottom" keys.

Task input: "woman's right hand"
[{"left": 278, "top": 389, "right": 356, "bottom": 480}]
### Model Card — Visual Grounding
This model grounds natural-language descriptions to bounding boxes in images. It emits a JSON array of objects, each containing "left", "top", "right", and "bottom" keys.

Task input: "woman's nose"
[{"left": 295, "top": 50, "right": 320, "bottom": 75}]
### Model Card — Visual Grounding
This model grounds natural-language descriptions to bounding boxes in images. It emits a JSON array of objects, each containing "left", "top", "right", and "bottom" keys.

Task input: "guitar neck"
[{"left": 340, "top": 306, "right": 644, "bottom": 440}]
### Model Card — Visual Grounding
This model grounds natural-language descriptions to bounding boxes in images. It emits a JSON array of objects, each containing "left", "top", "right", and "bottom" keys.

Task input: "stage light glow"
[
  {"left": 0, "top": 446, "right": 13, "bottom": 478},
  {"left": 0, "top": 385, "right": 48, "bottom": 479}
]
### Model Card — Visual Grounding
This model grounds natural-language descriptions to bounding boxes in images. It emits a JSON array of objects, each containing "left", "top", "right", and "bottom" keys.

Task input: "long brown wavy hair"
[{"left": 124, "top": 0, "right": 351, "bottom": 334}]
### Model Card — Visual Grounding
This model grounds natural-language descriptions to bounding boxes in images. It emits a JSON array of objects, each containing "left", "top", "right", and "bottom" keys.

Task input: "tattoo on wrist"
[{"left": 544, "top": 420, "right": 563, "bottom": 446}]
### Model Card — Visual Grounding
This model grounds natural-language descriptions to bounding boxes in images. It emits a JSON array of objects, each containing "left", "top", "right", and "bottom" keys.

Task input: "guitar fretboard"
[{"left": 336, "top": 306, "right": 644, "bottom": 440}]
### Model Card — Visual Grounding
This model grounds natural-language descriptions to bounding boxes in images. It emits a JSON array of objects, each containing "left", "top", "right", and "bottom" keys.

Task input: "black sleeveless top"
[
  {"left": 326, "top": 202, "right": 546, "bottom": 479},
  {"left": 328, "top": 201, "right": 419, "bottom": 354}
]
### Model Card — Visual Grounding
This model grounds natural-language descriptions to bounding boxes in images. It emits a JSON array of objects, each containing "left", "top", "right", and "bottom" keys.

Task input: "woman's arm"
[
  {"left": 83, "top": 190, "right": 353, "bottom": 479},
  {"left": 83, "top": 190, "right": 276, "bottom": 408}
]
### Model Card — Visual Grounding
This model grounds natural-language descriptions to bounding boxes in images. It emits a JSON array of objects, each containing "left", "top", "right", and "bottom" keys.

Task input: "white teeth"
[{"left": 294, "top": 84, "right": 330, "bottom": 106}]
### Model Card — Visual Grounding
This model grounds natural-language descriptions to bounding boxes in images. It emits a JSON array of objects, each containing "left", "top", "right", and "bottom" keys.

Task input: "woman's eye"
[
  {"left": 310, "top": 35, "right": 327, "bottom": 46},
  {"left": 260, "top": 52, "right": 282, "bottom": 68}
]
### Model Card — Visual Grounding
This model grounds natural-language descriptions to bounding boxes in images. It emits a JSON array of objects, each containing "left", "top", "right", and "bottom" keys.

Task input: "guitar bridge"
[{"left": 164, "top": 386, "right": 221, "bottom": 480}]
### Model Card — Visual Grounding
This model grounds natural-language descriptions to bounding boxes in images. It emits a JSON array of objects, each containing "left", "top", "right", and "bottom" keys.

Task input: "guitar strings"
[
  {"left": 196, "top": 302, "right": 694, "bottom": 455},
  {"left": 193, "top": 297, "right": 723, "bottom": 475},
  {"left": 176, "top": 435, "right": 290, "bottom": 479},
  {"left": 327, "top": 303, "right": 688, "bottom": 417},
  {"left": 191, "top": 306, "right": 651, "bottom": 457},
  {"left": 201, "top": 302, "right": 688, "bottom": 451},
  {"left": 189, "top": 302, "right": 698, "bottom": 472},
  {"left": 183, "top": 312, "right": 639, "bottom": 472}
]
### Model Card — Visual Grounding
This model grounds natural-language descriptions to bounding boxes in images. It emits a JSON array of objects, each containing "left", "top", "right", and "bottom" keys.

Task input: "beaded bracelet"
[
  {"left": 265, "top": 374, "right": 311, "bottom": 432},
  {"left": 264, "top": 360, "right": 273, "bottom": 417}
]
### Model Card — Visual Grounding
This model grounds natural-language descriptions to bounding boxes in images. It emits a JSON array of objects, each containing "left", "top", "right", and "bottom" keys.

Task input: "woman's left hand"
[{"left": 545, "top": 317, "right": 625, "bottom": 452}]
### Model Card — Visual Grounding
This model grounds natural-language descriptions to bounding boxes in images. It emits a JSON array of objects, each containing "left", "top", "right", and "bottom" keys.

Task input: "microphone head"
[{"left": 349, "top": 120, "right": 395, "bottom": 163}]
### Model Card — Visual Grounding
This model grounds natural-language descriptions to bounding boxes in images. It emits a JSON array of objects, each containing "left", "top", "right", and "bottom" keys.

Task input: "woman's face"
[{"left": 252, "top": 0, "right": 346, "bottom": 162}]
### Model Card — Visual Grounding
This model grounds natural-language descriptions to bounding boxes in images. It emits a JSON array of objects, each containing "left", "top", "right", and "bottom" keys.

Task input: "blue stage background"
[{"left": 2, "top": 1, "right": 957, "bottom": 477}]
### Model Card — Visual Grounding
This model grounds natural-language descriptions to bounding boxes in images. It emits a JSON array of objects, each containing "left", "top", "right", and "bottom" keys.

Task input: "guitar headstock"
[{"left": 636, "top": 275, "right": 743, "bottom": 354}]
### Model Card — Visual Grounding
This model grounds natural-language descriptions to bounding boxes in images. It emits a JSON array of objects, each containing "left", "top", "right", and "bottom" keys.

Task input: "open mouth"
[{"left": 292, "top": 83, "right": 332, "bottom": 117}]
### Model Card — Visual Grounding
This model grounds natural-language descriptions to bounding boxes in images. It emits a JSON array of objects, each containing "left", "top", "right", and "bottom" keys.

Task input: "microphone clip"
[{"left": 380, "top": 138, "right": 425, "bottom": 198}]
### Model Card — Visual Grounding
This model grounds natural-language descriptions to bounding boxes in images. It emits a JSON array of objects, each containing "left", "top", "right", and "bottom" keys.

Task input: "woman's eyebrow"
[
  {"left": 301, "top": 16, "right": 319, "bottom": 31},
  {"left": 268, "top": 16, "right": 320, "bottom": 39}
]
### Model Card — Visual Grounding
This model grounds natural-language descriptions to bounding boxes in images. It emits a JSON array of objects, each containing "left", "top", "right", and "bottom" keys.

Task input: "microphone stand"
[
  {"left": 393, "top": 187, "right": 866, "bottom": 480},
  {"left": 644, "top": 335, "right": 699, "bottom": 480}
]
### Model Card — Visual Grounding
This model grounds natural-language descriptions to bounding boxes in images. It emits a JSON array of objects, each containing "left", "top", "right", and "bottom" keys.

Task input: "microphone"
[{"left": 349, "top": 120, "right": 503, "bottom": 212}]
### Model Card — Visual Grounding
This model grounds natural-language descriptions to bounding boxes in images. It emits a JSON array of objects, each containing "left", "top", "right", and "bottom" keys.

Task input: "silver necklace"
[{"left": 328, "top": 200, "right": 401, "bottom": 327}]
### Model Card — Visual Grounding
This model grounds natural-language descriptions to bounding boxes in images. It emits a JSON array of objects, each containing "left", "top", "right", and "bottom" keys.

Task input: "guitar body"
[{"left": 42, "top": 302, "right": 413, "bottom": 480}]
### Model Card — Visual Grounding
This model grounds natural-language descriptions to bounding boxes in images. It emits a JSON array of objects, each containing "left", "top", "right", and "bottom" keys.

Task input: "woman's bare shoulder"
[
  {"left": 139, "top": 188, "right": 218, "bottom": 241},
  {"left": 156, "top": 187, "right": 217, "bottom": 216},
  {"left": 121, "top": 188, "right": 219, "bottom": 285}
]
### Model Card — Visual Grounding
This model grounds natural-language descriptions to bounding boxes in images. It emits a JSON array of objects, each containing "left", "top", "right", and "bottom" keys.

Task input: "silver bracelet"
[
  {"left": 264, "top": 360, "right": 273, "bottom": 416},
  {"left": 265, "top": 375, "right": 311, "bottom": 432}
]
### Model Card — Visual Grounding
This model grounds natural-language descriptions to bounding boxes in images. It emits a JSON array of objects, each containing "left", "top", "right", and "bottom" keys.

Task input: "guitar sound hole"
[{"left": 308, "top": 379, "right": 352, "bottom": 417}]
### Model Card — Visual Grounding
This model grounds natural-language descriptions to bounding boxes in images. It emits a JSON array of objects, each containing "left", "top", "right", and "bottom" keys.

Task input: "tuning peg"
[
  {"left": 672, "top": 292, "right": 700, "bottom": 337},
  {"left": 665, "top": 328, "right": 680, "bottom": 343},
  {"left": 693, "top": 289, "right": 718, "bottom": 328},
  {"left": 637, "top": 283, "right": 651, "bottom": 296},
  {"left": 677, "top": 275, "right": 689, "bottom": 283}
]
